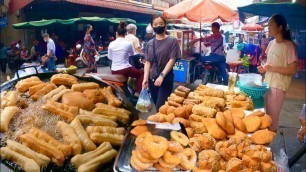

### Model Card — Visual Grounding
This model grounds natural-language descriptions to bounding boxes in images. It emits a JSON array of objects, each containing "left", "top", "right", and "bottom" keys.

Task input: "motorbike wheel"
[
  {"left": 108, "top": 60, "right": 112, "bottom": 69},
  {"left": 76, "top": 60, "right": 86, "bottom": 68},
  {"left": 201, "top": 70, "right": 210, "bottom": 85}
]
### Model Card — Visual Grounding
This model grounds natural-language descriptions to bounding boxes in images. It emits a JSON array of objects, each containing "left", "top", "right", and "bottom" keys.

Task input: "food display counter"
[{"left": 1, "top": 71, "right": 278, "bottom": 172}]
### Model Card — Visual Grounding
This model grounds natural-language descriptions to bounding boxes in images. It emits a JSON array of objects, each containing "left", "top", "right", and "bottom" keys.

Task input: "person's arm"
[
  {"left": 264, "top": 62, "right": 297, "bottom": 75},
  {"left": 128, "top": 44, "right": 135, "bottom": 57},
  {"left": 107, "top": 46, "right": 112, "bottom": 60},
  {"left": 142, "top": 61, "right": 151, "bottom": 89},
  {"left": 161, "top": 59, "right": 176, "bottom": 76},
  {"left": 134, "top": 38, "right": 141, "bottom": 53}
]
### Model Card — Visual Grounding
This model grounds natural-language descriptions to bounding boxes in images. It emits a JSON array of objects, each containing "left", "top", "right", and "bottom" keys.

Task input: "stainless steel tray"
[{"left": 113, "top": 123, "right": 187, "bottom": 172}]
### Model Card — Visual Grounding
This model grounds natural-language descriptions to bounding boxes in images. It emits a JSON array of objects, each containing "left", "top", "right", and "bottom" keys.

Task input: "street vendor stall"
[{"left": 163, "top": 0, "right": 238, "bottom": 85}]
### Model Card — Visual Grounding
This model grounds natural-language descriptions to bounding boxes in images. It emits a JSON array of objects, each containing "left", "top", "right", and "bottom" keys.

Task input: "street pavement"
[{"left": 0, "top": 66, "right": 305, "bottom": 171}]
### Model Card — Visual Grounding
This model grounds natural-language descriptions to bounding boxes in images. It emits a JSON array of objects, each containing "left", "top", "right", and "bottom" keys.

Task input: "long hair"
[
  {"left": 270, "top": 14, "right": 295, "bottom": 47},
  {"left": 117, "top": 21, "right": 127, "bottom": 36}
]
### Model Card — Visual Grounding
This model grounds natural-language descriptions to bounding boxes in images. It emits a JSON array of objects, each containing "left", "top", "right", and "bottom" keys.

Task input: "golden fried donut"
[
  {"left": 179, "top": 148, "right": 197, "bottom": 170},
  {"left": 172, "top": 117, "right": 190, "bottom": 128},
  {"left": 159, "top": 158, "right": 176, "bottom": 169},
  {"left": 163, "top": 151, "right": 180, "bottom": 165},
  {"left": 171, "top": 131, "right": 189, "bottom": 146},
  {"left": 130, "top": 150, "right": 153, "bottom": 171},
  {"left": 135, "top": 148, "right": 158, "bottom": 163},
  {"left": 135, "top": 132, "right": 151, "bottom": 146},
  {"left": 154, "top": 163, "right": 172, "bottom": 172},
  {"left": 141, "top": 135, "right": 169, "bottom": 159},
  {"left": 167, "top": 141, "right": 184, "bottom": 153}
]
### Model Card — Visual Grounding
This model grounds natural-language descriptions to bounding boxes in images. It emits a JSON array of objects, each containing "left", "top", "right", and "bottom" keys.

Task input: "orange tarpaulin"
[{"left": 163, "top": 0, "right": 238, "bottom": 22}]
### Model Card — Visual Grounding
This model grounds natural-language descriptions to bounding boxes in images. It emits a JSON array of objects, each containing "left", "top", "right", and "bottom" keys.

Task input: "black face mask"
[{"left": 153, "top": 26, "right": 165, "bottom": 34}]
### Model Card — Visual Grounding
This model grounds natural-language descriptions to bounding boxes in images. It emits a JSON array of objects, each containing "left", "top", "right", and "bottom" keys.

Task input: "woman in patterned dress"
[{"left": 83, "top": 24, "right": 97, "bottom": 73}]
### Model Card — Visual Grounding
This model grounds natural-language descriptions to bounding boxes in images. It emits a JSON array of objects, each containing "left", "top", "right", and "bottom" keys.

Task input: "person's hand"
[
  {"left": 142, "top": 78, "right": 149, "bottom": 89},
  {"left": 263, "top": 64, "right": 274, "bottom": 72},
  {"left": 154, "top": 76, "right": 164, "bottom": 87},
  {"left": 257, "top": 66, "right": 266, "bottom": 74}
]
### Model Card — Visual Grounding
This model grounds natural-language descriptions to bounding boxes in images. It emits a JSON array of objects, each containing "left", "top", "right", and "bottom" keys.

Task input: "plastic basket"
[{"left": 237, "top": 81, "right": 269, "bottom": 98}]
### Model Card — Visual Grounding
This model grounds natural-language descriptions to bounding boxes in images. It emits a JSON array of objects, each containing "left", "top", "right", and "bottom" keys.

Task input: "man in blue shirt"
[{"left": 41, "top": 33, "right": 57, "bottom": 71}]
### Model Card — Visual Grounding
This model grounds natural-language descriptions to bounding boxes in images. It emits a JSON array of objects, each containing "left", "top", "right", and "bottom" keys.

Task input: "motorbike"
[
  {"left": 75, "top": 46, "right": 111, "bottom": 68},
  {"left": 192, "top": 53, "right": 230, "bottom": 85}
]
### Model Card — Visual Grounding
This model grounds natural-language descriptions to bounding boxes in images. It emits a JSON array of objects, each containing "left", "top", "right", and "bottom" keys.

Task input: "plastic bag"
[
  {"left": 274, "top": 148, "right": 290, "bottom": 172},
  {"left": 136, "top": 89, "right": 152, "bottom": 113}
]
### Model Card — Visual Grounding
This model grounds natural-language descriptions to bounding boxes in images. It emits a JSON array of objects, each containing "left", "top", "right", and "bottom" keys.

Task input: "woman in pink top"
[{"left": 258, "top": 14, "right": 297, "bottom": 132}]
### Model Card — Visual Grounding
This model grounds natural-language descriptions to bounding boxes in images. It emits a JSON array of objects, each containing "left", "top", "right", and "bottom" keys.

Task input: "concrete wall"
[{"left": 0, "top": 0, "right": 26, "bottom": 47}]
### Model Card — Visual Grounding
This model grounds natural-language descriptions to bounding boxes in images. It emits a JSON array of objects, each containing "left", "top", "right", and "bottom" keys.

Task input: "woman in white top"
[
  {"left": 258, "top": 14, "right": 297, "bottom": 132},
  {"left": 108, "top": 21, "right": 144, "bottom": 96}
]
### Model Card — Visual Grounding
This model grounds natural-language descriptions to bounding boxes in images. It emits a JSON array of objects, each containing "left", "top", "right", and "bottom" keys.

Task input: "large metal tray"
[{"left": 0, "top": 66, "right": 139, "bottom": 172}]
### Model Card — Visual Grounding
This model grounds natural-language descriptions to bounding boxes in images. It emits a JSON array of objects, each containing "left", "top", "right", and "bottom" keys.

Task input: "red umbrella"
[
  {"left": 241, "top": 24, "right": 264, "bottom": 31},
  {"left": 163, "top": 0, "right": 238, "bottom": 22}
]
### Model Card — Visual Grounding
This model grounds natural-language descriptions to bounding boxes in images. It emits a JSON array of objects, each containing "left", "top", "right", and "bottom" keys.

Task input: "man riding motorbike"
[{"left": 190, "top": 22, "right": 228, "bottom": 85}]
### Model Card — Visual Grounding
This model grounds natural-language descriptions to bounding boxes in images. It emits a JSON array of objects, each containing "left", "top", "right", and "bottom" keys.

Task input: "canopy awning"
[
  {"left": 163, "top": 0, "right": 238, "bottom": 23},
  {"left": 238, "top": 2, "right": 306, "bottom": 29},
  {"left": 12, "top": 17, "right": 136, "bottom": 29},
  {"left": 9, "top": 0, "right": 159, "bottom": 16},
  {"left": 9, "top": 0, "right": 33, "bottom": 15},
  {"left": 66, "top": 0, "right": 157, "bottom": 15}
]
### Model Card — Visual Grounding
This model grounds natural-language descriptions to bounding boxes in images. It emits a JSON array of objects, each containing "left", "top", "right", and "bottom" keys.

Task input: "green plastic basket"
[{"left": 237, "top": 81, "right": 269, "bottom": 98}]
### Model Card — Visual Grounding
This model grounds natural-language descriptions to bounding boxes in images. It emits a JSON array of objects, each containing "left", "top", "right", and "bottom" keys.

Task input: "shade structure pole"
[{"left": 200, "top": 21, "right": 202, "bottom": 54}]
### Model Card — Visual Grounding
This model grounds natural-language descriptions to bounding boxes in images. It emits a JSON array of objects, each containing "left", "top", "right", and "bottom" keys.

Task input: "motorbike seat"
[{"left": 90, "top": 70, "right": 127, "bottom": 83}]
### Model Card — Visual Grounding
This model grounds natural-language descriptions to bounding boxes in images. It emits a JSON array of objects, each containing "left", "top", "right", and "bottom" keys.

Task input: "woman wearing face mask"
[
  {"left": 258, "top": 14, "right": 297, "bottom": 132},
  {"left": 142, "top": 15, "right": 181, "bottom": 111},
  {"left": 83, "top": 24, "right": 98, "bottom": 73}
]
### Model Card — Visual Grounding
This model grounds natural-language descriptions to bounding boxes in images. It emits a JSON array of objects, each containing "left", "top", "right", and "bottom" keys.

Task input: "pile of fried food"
[
  {"left": 144, "top": 84, "right": 278, "bottom": 171},
  {"left": 130, "top": 131, "right": 197, "bottom": 171},
  {"left": 0, "top": 74, "right": 132, "bottom": 172},
  {"left": 194, "top": 137, "right": 277, "bottom": 172}
]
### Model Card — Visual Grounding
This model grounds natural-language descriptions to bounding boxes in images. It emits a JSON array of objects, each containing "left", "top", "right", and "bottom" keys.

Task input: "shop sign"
[{"left": 173, "top": 61, "right": 185, "bottom": 71}]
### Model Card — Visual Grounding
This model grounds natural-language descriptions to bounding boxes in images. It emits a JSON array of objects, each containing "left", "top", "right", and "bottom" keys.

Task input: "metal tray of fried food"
[
  {"left": 0, "top": 67, "right": 139, "bottom": 172},
  {"left": 113, "top": 123, "right": 188, "bottom": 172}
]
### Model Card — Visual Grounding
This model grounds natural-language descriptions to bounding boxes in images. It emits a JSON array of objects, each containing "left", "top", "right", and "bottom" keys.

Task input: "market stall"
[{"left": 163, "top": 0, "right": 239, "bottom": 85}]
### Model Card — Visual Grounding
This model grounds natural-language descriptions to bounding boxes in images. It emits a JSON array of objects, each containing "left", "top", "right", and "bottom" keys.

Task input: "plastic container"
[
  {"left": 237, "top": 81, "right": 269, "bottom": 98},
  {"left": 238, "top": 73, "right": 262, "bottom": 86},
  {"left": 228, "top": 72, "right": 238, "bottom": 91}
]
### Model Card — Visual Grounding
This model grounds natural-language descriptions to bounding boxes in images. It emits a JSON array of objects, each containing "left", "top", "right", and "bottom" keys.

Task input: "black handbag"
[{"left": 152, "top": 38, "right": 173, "bottom": 83}]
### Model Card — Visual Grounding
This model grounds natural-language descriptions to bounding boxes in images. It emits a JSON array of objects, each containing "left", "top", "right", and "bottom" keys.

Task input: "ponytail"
[
  {"left": 117, "top": 21, "right": 127, "bottom": 36},
  {"left": 270, "top": 14, "right": 296, "bottom": 47}
]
